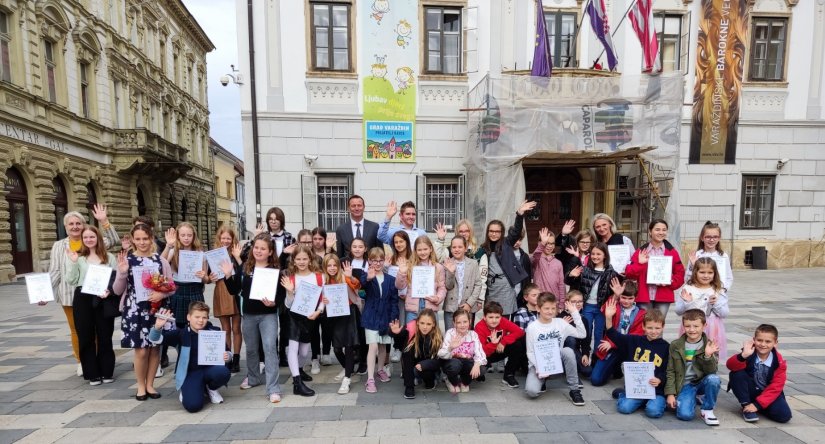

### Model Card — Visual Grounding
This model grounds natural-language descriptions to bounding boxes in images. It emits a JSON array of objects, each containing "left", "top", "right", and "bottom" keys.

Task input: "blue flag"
[{"left": 531, "top": 0, "right": 552, "bottom": 77}]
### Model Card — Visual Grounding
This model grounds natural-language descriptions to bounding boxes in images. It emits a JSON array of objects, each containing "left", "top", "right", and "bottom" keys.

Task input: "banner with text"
[
  {"left": 689, "top": 0, "right": 749, "bottom": 164},
  {"left": 360, "top": 0, "right": 417, "bottom": 162}
]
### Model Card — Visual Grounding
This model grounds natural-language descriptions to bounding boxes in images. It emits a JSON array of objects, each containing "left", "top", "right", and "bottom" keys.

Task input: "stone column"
[{"left": 808, "top": 0, "right": 825, "bottom": 119}]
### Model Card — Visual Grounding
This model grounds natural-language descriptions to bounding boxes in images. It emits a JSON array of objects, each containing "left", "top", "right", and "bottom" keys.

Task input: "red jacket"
[
  {"left": 727, "top": 348, "right": 787, "bottom": 410},
  {"left": 597, "top": 304, "right": 646, "bottom": 360},
  {"left": 474, "top": 317, "right": 525, "bottom": 357},
  {"left": 624, "top": 241, "right": 685, "bottom": 304}
]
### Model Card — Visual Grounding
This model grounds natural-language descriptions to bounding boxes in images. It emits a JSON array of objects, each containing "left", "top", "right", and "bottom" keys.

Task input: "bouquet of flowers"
[{"left": 141, "top": 271, "right": 176, "bottom": 314}]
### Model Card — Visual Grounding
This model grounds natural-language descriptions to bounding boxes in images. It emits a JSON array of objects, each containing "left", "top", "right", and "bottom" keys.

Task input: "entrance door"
[
  {"left": 5, "top": 168, "right": 33, "bottom": 274},
  {"left": 524, "top": 167, "right": 582, "bottom": 250}
]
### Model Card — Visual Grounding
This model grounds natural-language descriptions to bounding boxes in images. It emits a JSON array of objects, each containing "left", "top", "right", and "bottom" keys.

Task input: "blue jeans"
[
  {"left": 581, "top": 303, "right": 605, "bottom": 353},
  {"left": 676, "top": 374, "right": 721, "bottom": 420},
  {"left": 617, "top": 393, "right": 666, "bottom": 418},
  {"left": 180, "top": 365, "right": 231, "bottom": 413},
  {"left": 590, "top": 351, "right": 620, "bottom": 386}
]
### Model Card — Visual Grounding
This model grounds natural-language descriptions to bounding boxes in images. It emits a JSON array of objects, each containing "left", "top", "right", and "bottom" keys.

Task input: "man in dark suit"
[{"left": 335, "top": 195, "right": 383, "bottom": 259}]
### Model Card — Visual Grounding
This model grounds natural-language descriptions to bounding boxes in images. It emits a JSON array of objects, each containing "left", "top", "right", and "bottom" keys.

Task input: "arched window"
[{"left": 53, "top": 177, "right": 68, "bottom": 239}]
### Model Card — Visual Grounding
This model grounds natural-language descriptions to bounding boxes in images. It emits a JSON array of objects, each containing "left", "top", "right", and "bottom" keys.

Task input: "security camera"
[
  {"left": 777, "top": 158, "right": 790, "bottom": 170},
  {"left": 304, "top": 154, "right": 319, "bottom": 166},
  {"left": 219, "top": 75, "right": 230, "bottom": 87}
]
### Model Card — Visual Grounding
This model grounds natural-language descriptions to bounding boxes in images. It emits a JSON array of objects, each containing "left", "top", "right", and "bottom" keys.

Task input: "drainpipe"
[{"left": 248, "top": 0, "right": 262, "bottom": 225}]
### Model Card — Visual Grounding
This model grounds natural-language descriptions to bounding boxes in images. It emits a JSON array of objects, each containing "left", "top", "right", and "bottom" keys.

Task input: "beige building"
[
  {"left": 0, "top": 0, "right": 215, "bottom": 282},
  {"left": 211, "top": 138, "right": 244, "bottom": 235}
]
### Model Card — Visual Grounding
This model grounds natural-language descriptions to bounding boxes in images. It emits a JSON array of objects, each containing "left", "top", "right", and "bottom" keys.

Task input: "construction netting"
[{"left": 465, "top": 72, "right": 685, "bottom": 247}]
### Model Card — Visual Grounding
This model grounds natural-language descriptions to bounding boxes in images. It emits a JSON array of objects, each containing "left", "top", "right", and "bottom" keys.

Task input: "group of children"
[{"left": 69, "top": 206, "right": 791, "bottom": 425}]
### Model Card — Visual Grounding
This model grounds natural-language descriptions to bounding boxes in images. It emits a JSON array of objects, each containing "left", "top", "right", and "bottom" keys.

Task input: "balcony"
[{"left": 113, "top": 128, "right": 191, "bottom": 181}]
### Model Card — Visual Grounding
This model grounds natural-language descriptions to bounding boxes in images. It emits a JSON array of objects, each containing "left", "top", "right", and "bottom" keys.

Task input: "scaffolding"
[{"left": 465, "top": 72, "right": 684, "bottom": 248}]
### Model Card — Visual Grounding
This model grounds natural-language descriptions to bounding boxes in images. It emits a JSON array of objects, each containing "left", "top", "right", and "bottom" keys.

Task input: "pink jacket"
[
  {"left": 531, "top": 245, "right": 567, "bottom": 307},
  {"left": 395, "top": 261, "right": 447, "bottom": 313}
]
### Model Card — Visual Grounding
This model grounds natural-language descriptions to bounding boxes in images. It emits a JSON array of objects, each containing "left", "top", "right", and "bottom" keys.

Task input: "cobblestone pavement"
[{"left": 1, "top": 269, "right": 824, "bottom": 443}]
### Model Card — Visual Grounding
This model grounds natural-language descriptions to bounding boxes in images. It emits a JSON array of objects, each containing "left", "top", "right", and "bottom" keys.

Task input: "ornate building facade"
[{"left": 0, "top": 0, "right": 215, "bottom": 282}]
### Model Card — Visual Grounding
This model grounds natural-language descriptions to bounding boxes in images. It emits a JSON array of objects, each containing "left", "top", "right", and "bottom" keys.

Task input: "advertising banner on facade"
[
  {"left": 689, "top": 0, "right": 749, "bottom": 164},
  {"left": 360, "top": 0, "right": 418, "bottom": 162}
]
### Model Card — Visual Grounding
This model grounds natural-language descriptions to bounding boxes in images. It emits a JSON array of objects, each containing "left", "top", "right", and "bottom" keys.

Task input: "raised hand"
[
  {"left": 366, "top": 265, "right": 376, "bottom": 281},
  {"left": 563, "top": 315, "right": 573, "bottom": 324},
  {"left": 488, "top": 330, "right": 501, "bottom": 344},
  {"left": 385, "top": 200, "right": 398, "bottom": 220},
  {"left": 254, "top": 222, "right": 265, "bottom": 236},
  {"left": 680, "top": 288, "right": 693, "bottom": 302},
  {"left": 604, "top": 296, "right": 618, "bottom": 319},
  {"left": 435, "top": 222, "right": 447, "bottom": 241},
  {"left": 92, "top": 203, "right": 109, "bottom": 223},
  {"left": 565, "top": 245, "right": 579, "bottom": 257},
  {"left": 539, "top": 227, "right": 550, "bottom": 245},
  {"left": 121, "top": 235, "right": 132, "bottom": 251},
  {"left": 389, "top": 319, "right": 402, "bottom": 335},
  {"left": 689, "top": 250, "right": 698, "bottom": 267},
  {"left": 164, "top": 227, "right": 177, "bottom": 246},
  {"left": 66, "top": 246, "right": 79, "bottom": 263},
  {"left": 117, "top": 250, "right": 129, "bottom": 273},
  {"left": 326, "top": 233, "right": 336, "bottom": 250},
  {"left": 704, "top": 339, "right": 720, "bottom": 357},
  {"left": 231, "top": 244, "right": 242, "bottom": 261},
  {"left": 609, "top": 276, "right": 625, "bottom": 297},
  {"left": 449, "top": 332, "right": 462, "bottom": 350},
  {"left": 219, "top": 260, "right": 234, "bottom": 278},
  {"left": 741, "top": 339, "right": 755, "bottom": 358},
  {"left": 283, "top": 243, "right": 297, "bottom": 255},
  {"left": 517, "top": 200, "right": 537, "bottom": 216},
  {"left": 709, "top": 293, "right": 718, "bottom": 305},
  {"left": 569, "top": 266, "right": 582, "bottom": 278},
  {"left": 561, "top": 220, "right": 576, "bottom": 235},
  {"left": 342, "top": 261, "right": 353, "bottom": 278},
  {"left": 564, "top": 300, "right": 579, "bottom": 314},
  {"left": 154, "top": 308, "right": 174, "bottom": 329},
  {"left": 444, "top": 257, "right": 456, "bottom": 274},
  {"left": 280, "top": 275, "right": 295, "bottom": 292},
  {"left": 397, "top": 257, "right": 409, "bottom": 275},
  {"left": 638, "top": 250, "right": 649, "bottom": 264}
]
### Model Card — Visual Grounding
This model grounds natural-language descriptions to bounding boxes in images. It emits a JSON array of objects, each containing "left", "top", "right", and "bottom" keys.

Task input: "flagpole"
[
  {"left": 593, "top": 0, "right": 640, "bottom": 66},
  {"left": 565, "top": 0, "right": 593, "bottom": 67}
]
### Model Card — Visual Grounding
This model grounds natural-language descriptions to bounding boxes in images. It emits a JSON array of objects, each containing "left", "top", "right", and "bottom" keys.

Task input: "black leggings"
[
  {"left": 312, "top": 315, "right": 334, "bottom": 359},
  {"left": 401, "top": 352, "right": 439, "bottom": 388},
  {"left": 441, "top": 358, "right": 477, "bottom": 386},
  {"left": 334, "top": 346, "right": 358, "bottom": 378}
]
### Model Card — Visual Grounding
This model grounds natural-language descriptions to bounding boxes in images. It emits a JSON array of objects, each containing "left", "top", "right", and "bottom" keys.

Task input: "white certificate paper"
[
  {"left": 132, "top": 265, "right": 159, "bottom": 303},
  {"left": 81, "top": 264, "right": 113, "bottom": 296},
  {"left": 291, "top": 280, "right": 323, "bottom": 317},
  {"left": 646, "top": 256, "right": 673, "bottom": 285},
  {"left": 25, "top": 273, "right": 55, "bottom": 304},
  {"left": 248, "top": 267, "right": 279, "bottom": 301},
  {"left": 608, "top": 245, "right": 631, "bottom": 274},
  {"left": 324, "top": 283, "right": 351, "bottom": 317},
  {"left": 197, "top": 330, "right": 226, "bottom": 365},
  {"left": 386, "top": 265, "right": 399, "bottom": 277},
  {"left": 534, "top": 337, "right": 563, "bottom": 376},
  {"left": 205, "top": 247, "right": 232, "bottom": 280},
  {"left": 176, "top": 250, "right": 204, "bottom": 283},
  {"left": 411, "top": 266, "right": 436, "bottom": 298},
  {"left": 709, "top": 256, "right": 728, "bottom": 284},
  {"left": 623, "top": 361, "right": 656, "bottom": 400}
]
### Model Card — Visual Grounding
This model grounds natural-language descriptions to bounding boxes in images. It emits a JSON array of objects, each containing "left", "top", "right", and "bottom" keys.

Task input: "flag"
[
  {"left": 586, "top": 0, "right": 619, "bottom": 71},
  {"left": 531, "top": 0, "right": 552, "bottom": 77},
  {"left": 628, "top": 0, "right": 661, "bottom": 72}
]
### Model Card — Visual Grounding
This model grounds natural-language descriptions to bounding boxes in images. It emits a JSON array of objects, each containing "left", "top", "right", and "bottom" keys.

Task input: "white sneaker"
[
  {"left": 207, "top": 388, "right": 224, "bottom": 404},
  {"left": 701, "top": 409, "right": 720, "bottom": 426},
  {"left": 333, "top": 369, "right": 346, "bottom": 382},
  {"left": 390, "top": 348, "right": 401, "bottom": 363},
  {"left": 259, "top": 362, "right": 266, "bottom": 373},
  {"left": 338, "top": 377, "right": 351, "bottom": 394},
  {"left": 311, "top": 359, "right": 321, "bottom": 375},
  {"left": 77, "top": 363, "right": 83, "bottom": 377},
  {"left": 320, "top": 354, "right": 334, "bottom": 366},
  {"left": 383, "top": 364, "right": 392, "bottom": 379},
  {"left": 155, "top": 367, "right": 164, "bottom": 378}
]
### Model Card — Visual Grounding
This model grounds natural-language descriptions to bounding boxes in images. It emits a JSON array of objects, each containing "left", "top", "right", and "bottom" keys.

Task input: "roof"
[{"left": 210, "top": 138, "right": 244, "bottom": 175}]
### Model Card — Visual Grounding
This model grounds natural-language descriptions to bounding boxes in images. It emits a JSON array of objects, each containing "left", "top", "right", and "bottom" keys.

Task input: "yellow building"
[
  {"left": 211, "top": 138, "right": 244, "bottom": 234},
  {"left": 0, "top": 1, "right": 215, "bottom": 282}
]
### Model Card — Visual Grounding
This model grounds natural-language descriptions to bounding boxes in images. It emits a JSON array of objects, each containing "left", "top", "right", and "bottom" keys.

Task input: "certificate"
[
  {"left": 81, "top": 264, "right": 113, "bottom": 296},
  {"left": 323, "top": 283, "right": 351, "bottom": 317},
  {"left": 132, "top": 264, "right": 159, "bottom": 303},
  {"left": 197, "top": 330, "right": 227, "bottom": 366},
  {"left": 205, "top": 247, "right": 232, "bottom": 280},
  {"left": 646, "top": 256, "right": 673, "bottom": 285},
  {"left": 248, "top": 267, "right": 279, "bottom": 301},
  {"left": 622, "top": 361, "right": 656, "bottom": 400},
  {"left": 709, "top": 256, "right": 728, "bottom": 284},
  {"left": 533, "top": 337, "right": 563, "bottom": 376},
  {"left": 609, "top": 245, "right": 631, "bottom": 274},
  {"left": 176, "top": 250, "right": 204, "bottom": 283},
  {"left": 25, "top": 273, "right": 55, "bottom": 304},
  {"left": 291, "top": 280, "right": 322, "bottom": 317},
  {"left": 411, "top": 266, "right": 436, "bottom": 298},
  {"left": 386, "top": 265, "right": 399, "bottom": 277}
]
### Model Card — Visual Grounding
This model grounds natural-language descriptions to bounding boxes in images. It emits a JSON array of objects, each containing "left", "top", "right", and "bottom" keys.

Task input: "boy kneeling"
[
  {"left": 150, "top": 303, "right": 231, "bottom": 413},
  {"left": 727, "top": 324, "right": 792, "bottom": 423},
  {"left": 665, "top": 309, "right": 721, "bottom": 425}
]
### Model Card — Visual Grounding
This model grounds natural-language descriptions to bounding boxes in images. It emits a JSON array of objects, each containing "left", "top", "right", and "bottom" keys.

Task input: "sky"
[{"left": 182, "top": 0, "right": 243, "bottom": 159}]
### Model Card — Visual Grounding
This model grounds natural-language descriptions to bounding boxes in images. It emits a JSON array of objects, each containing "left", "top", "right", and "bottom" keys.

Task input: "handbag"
[{"left": 102, "top": 269, "right": 121, "bottom": 318}]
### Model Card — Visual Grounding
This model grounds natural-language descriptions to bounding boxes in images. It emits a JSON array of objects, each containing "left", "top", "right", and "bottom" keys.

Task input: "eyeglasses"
[
  {"left": 569, "top": 300, "right": 584, "bottom": 305},
  {"left": 579, "top": 241, "right": 591, "bottom": 245},
  {"left": 703, "top": 236, "right": 720, "bottom": 240}
]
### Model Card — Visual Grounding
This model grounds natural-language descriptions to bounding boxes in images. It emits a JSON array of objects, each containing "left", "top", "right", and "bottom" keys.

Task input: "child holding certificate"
[
  {"left": 591, "top": 279, "right": 646, "bottom": 386},
  {"left": 359, "top": 247, "right": 402, "bottom": 393},
  {"left": 625, "top": 219, "right": 686, "bottom": 317},
  {"left": 524, "top": 293, "right": 586, "bottom": 405},
  {"left": 222, "top": 233, "right": 283, "bottom": 403},
  {"left": 395, "top": 237, "right": 446, "bottom": 323},
  {"left": 565, "top": 243, "right": 619, "bottom": 356},
  {"left": 438, "top": 309, "right": 486, "bottom": 394},
  {"left": 149, "top": 303, "right": 231, "bottom": 413},
  {"left": 280, "top": 245, "right": 324, "bottom": 397},
  {"left": 685, "top": 221, "right": 733, "bottom": 294},
  {"left": 389, "top": 309, "right": 443, "bottom": 399},
  {"left": 211, "top": 226, "right": 242, "bottom": 373},
  {"left": 321, "top": 254, "right": 362, "bottom": 394},
  {"left": 65, "top": 225, "right": 118, "bottom": 385},
  {"left": 675, "top": 258, "right": 729, "bottom": 360}
]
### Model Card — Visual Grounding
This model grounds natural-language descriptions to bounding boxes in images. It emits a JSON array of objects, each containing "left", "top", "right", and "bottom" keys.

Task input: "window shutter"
[
  {"left": 463, "top": 6, "right": 478, "bottom": 73},
  {"left": 416, "top": 175, "right": 427, "bottom": 228},
  {"left": 458, "top": 175, "right": 465, "bottom": 220},
  {"left": 680, "top": 12, "right": 691, "bottom": 74},
  {"left": 301, "top": 175, "right": 318, "bottom": 228}
]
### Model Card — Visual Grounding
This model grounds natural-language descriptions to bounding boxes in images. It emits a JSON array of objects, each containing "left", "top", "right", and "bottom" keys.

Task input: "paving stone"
[
  {"left": 201, "top": 407, "right": 272, "bottom": 424},
  {"left": 268, "top": 406, "right": 342, "bottom": 422},
  {"left": 647, "top": 429, "right": 759, "bottom": 443},
  {"left": 65, "top": 411, "right": 154, "bottom": 428},
  {"left": 0, "top": 403, "right": 24, "bottom": 415},
  {"left": 270, "top": 421, "right": 316, "bottom": 439},
  {"left": 366, "top": 418, "right": 420, "bottom": 436},
  {"left": 341, "top": 405, "right": 394, "bottom": 420},
  {"left": 420, "top": 417, "right": 478, "bottom": 435},
  {"left": 592, "top": 414, "right": 655, "bottom": 431},
  {"left": 780, "top": 426, "right": 825, "bottom": 444},
  {"left": 515, "top": 432, "right": 582, "bottom": 443},
  {"left": 391, "top": 402, "right": 440, "bottom": 419},
  {"left": 218, "top": 422, "right": 276, "bottom": 441},
  {"left": 580, "top": 431, "right": 658, "bottom": 444},
  {"left": 163, "top": 424, "right": 229, "bottom": 442},
  {"left": 538, "top": 414, "right": 601, "bottom": 432},
  {"left": 0, "top": 429, "right": 34, "bottom": 444},
  {"left": 8, "top": 401, "right": 82, "bottom": 415},
  {"left": 801, "top": 409, "right": 825, "bottom": 424},
  {"left": 475, "top": 416, "right": 547, "bottom": 434},
  {"left": 792, "top": 384, "right": 825, "bottom": 396},
  {"left": 739, "top": 427, "right": 806, "bottom": 444},
  {"left": 437, "top": 402, "right": 490, "bottom": 418},
  {"left": 311, "top": 420, "right": 367, "bottom": 438}
]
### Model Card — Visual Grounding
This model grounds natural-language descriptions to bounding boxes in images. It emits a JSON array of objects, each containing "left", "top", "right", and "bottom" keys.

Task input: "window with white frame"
[
  {"left": 44, "top": 40, "right": 57, "bottom": 102},
  {"left": 749, "top": 17, "right": 787, "bottom": 81},
  {"left": 317, "top": 174, "right": 353, "bottom": 231},
  {"left": 424, "top": 175, "right": 464, "bottom": 231},
  {"left": 0, "top": 11, "right": 11, "bottom": 83},
  {"left": 544, "top": 11, "right": 577, "bottom": 68},
  {"left": 424, "top": 7, "right": 462, "bottom": 74},
  {"left": 740, "top": 175, "right": 775, "bottom": 230}
]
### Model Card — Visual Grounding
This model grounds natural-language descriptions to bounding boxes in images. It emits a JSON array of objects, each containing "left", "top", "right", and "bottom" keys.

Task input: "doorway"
[
  {"left": 523, "top": 167, "right": 582, "bottom": 250},
  {"left": 5, "top": 167, "right": 33, "bottom": 274}
]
